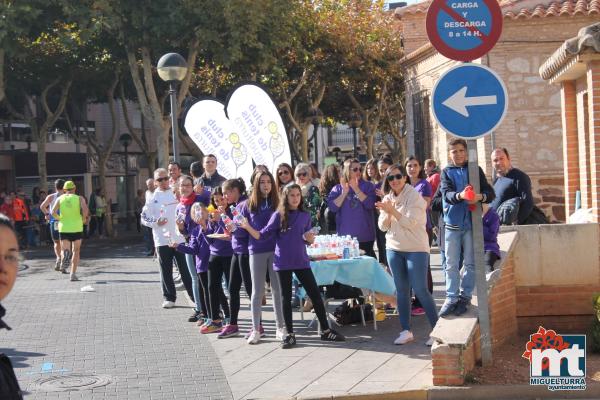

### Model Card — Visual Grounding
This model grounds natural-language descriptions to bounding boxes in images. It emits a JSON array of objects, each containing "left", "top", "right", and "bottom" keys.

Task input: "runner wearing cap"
[
  {"left": 40, "top": 179, "right": 65, "bottom": 272},
  {"left": 51, "top": 181, "right": 89, "bottom": 281}
]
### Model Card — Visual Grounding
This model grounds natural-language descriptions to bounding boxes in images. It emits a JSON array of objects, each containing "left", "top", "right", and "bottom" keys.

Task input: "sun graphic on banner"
[
  {"left": 229, "top": 132, "right": 248, "bottom": 177},
  {"left": 522, "top": 326, "right": 571, "bottom": 371},
  {"left": 267, "top": 121, "right": 285, "bottom": 168}
]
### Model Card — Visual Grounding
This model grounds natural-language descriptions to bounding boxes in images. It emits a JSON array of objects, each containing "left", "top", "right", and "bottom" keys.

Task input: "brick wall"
[
  {"left": 531, "top": 175, "right": 566, "bottom": 222},
  {"left": 561, "top": 81, "right": 580, "bottom": 219},
  {"left": 430, "top": 232, "right": 518, "bottom": 386},
  {"left": 488, "top": 255, "right": 518, "bottom": 349},
  {"left": 516, "top": 284, "right": 598, "bottom": 334},
  {"left": 587, "top": 60, "right": 600, "bottom": 222}
]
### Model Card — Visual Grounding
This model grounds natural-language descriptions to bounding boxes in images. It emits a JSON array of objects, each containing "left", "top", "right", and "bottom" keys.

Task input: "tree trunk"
[
  {"left": 147, "top": 152, "right": 157, "bottom": 175},
  {"left": 157, "top": 125, "right": 169, "bottom": 166},
  {"left": 366, "top": 134, "right": 374, "bottom": 159},
  {"left": 97, "top": 163, "right": 114, "bottom": 237},
  {"left": 0, "top": 49, "right": 5, "bottom": 103},
  {"left": 299, "top": 125, "right": 309, "bottom": 161},
  {"left": 34, "top": 124, "right": 48, "bottom": 193}
]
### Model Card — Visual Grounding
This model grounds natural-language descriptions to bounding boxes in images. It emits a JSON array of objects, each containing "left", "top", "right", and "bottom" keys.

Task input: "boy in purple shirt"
[{"left": 242, "top": 184, "right": 345, "bottom": 348}]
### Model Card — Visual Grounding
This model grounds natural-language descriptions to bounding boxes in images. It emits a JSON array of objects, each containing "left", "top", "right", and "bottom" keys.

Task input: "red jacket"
[
  {"left": 12, "top": 197, "right": 29, "bottom": 222},
  {"left": 0, "top": 203, "right": 15, "bottom": 222}
]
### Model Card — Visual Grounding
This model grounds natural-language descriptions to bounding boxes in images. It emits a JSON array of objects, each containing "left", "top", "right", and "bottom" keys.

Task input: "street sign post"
[
  {"left": 426, "top": 0, "right": 503, "bottom": 61},
  {"left": 427, "top": 0, "right": 506, "bottom": 366},
  {"left": 431, "top": 63, "right": 507, "bottom": 139}
]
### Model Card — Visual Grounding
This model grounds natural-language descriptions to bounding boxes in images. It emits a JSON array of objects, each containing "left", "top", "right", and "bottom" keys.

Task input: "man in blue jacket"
[
  {"left": 489, "top": 148, "right": 534, "bottom": 225},
  {"left": 440, "top": 138, "right": 495, "bottom": 317}
]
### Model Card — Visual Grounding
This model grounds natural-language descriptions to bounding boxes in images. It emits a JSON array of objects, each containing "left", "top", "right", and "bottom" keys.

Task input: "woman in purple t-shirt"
[
  {"left": 405, "top": 156, "right": 434, "bottom": 316},
  {"left": 242, "top": 184, "right": 345, "bottom": 349},
  {"left": 327, "top": 158, "right": 377, "bottom": 257}
]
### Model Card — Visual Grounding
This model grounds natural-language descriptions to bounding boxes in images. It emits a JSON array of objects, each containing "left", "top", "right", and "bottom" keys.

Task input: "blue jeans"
[
  {"left": 444, "top": 228, "right": 475, "bottom": 301},
  {"left": 143, "top": 226, "right": 153, "bottom": 253},
  {"left": 387, "top": 250, "right": 438, "bottom": 331},
  {"left": 185, "top": 253, "right": 203, "bottom": 313}
]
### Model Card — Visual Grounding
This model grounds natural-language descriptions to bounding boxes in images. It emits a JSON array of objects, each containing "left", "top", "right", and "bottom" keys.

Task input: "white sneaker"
[
  {"left": 69, "top": 273, "right": 79, "bottom": 282},
  {"left": 425, "top": 337, "right": 434, "bottom": 346},
  {"left": 276, "top": 327, "right": 287, "bottom": 341},
  {"left": 394, "top": 330, "right": 414, "bottom": 345},
  {"left": 162, "top": 301, "right": 175, "bottom": 309},
  {"left": 247, "top": 330, "right": 261, "bottom": 345}
]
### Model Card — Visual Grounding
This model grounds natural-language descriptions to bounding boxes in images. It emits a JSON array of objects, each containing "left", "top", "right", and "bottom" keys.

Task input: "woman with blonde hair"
[{"left": 294, "top": 163, "right": 321, "bottom": 227}]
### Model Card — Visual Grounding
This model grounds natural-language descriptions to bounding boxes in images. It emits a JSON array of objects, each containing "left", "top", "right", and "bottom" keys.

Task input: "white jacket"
[
  {"left": 378, "top": 184, "right": 429, "bottom": 253},
  {"left": 141, "top": 189, "right": 185, "bottom": 247}
]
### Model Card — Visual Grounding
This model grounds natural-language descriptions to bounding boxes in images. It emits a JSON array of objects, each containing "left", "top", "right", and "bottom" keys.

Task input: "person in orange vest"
[{"left": 11, "top": 192, "right": 29, "bottom": 247}]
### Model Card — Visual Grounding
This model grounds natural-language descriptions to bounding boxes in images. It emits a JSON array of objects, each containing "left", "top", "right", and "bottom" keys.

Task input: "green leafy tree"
[{"left": 2, "top": 3, "right": 82, "bottom": 192}]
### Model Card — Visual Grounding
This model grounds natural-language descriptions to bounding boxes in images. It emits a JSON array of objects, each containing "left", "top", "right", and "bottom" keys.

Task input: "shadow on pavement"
[{"left": 0, "top": 349, "right": 46, "bottom": 369}]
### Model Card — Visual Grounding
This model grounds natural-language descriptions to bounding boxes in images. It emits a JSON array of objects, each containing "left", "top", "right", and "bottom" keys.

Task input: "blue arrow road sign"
[{"left": 431, "top": 63, "right": 507, "bottom": 138}]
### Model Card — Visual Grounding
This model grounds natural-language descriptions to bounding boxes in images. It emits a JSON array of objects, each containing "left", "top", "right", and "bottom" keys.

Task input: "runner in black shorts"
[
  {"left": 40, "top": 179, "right": 65, "bottom": 271},
  {"left": 51, "top": 181, "right": 89, "bottom": 281}
]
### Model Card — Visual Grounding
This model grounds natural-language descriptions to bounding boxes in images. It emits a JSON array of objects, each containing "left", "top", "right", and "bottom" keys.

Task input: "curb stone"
[{"left": 294, "top": 384, "right": 600, "bottom": 400}]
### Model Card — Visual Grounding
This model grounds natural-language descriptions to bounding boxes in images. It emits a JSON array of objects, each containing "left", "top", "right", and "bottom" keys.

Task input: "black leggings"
[
  {"left": 359, "top": 241, "right": 376, "bottom": 258},
  {"left": 229, "top": 253, "right": 252, "bottom": 325},
  {"left": 208, "top": 255, "right": 232, "bottom": 321},
  {"left": 278, "top": 269, "right": 329, "bottom": 334},
  {"left": 199, "top": 271, "right": 227, "bottom": 319},
  {"left": 485, "top": 251, "right": 499, "bottom": 271}
]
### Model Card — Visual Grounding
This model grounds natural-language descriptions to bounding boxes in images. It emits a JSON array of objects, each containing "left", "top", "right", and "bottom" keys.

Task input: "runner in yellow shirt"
[{"left": 51, "top": 181, "right": 89, "bottom": 281}]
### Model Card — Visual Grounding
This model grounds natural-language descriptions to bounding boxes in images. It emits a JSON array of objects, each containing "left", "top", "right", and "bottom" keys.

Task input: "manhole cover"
[
  {"left": 31, "top": 374, "right": 112, "bottom": 392},
  {"left": 18, "top": 263, "right": 29, "bottom": 272}
]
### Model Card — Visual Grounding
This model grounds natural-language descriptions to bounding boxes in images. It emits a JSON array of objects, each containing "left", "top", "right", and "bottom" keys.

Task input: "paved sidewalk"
[
  {"left": 4, "top": 233, "right": 444, "bottom": 399},
  {"left": 5, "top": 236, "right": 232, "bottom": 400},
  {"left": 208, "top": 255, "right": 445, "bottom": 400}
]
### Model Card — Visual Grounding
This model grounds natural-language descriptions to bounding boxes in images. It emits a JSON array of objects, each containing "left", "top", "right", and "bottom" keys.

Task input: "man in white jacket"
[{"left": 142, "top": 168, "right": 194, "bottom": 309}]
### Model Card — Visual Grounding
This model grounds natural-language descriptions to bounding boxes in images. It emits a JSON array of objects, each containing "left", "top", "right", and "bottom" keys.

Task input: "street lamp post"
[
  {"left": 307, "top": 108, "right": 323, "bottom": 168},
  {"left": 119, "top": 133, "right": 132, "bottom": 231},
  {"left": 157, "top": 53, "right": 188, "bottom": 163},
  {"left": 350, "top": 112, "right": 362, "bottom": 159}
]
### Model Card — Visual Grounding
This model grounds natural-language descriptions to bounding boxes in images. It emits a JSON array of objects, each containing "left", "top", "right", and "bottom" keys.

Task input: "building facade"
[{"left": 397, "top": 0, "right": 599, "bottom": 222}]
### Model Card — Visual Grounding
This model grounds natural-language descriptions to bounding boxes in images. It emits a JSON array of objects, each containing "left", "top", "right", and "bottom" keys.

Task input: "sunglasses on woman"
[
  {"left": 156, "top": 177, "right": 169, "bottom": 182},
  {"left": 296, "top": 172, "right": 307, "bottom": 178},
  {"left": 351, "top": 167, "right": 361, "bottom": 172},
  {"left": 386, "top": 174, "right": 404, "bottom": 182},
  {"left": 278, "top": 170, "right": 290, "bottom": 176}
]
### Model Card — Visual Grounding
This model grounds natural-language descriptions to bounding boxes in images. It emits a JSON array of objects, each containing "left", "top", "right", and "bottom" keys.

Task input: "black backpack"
[
  {"left": 0, "top": 354, "right": 23, "bottom": 400},
  {"left": 523, "top": 205, "right": 550, "bottom": 225}
]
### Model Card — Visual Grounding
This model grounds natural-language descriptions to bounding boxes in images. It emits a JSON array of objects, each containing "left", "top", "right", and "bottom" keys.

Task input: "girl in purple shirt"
[
  {"left": 201, "top": 187, "right": 233, "bottom": 334},
  {"left": 242, "top": 184, "right": 345, "bottom": 348},
  {"left": 218, "top": 178, "right": 252, "bottom": 339},
  {"left": 239, "top": 171, "right": 285, "bottom": 344},
  {"left": 174, "top": 202, "right": 211, "bottom": 324},
  {"left": 327, "top": 158, "right": 377, "bottom": 257}
]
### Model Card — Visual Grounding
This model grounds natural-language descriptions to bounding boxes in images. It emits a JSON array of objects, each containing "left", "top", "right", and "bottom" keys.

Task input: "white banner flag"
[
  {"left": 184, "top": 99, "right": 254, "bottom": 184},
  {"left": 226, "top": 84, "right": 292, "bottom": 172}
]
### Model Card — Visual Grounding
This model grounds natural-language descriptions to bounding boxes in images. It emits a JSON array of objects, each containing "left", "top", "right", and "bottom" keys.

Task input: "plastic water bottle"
[
  {"left": 221, "top": 213, "right": 237, "bottom": 232},
  {"left": 229, "top": 205, "right": 244, "bottom": 225}
]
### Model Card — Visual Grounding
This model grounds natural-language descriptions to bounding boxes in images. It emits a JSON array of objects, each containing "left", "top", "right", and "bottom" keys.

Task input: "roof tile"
[{"left": 394, "top": 0, "right": 600, "bottom": 19}]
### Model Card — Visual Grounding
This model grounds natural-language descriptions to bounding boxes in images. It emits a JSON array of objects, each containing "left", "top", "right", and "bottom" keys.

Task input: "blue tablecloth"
[{"left": 309, "top": 256, "right": 396, "bottom": 295}]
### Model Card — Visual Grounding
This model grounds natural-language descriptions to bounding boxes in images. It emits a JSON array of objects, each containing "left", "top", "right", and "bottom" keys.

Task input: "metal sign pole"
[{"left": 467, "top": 140, "right": 492, "bottom": 366}]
